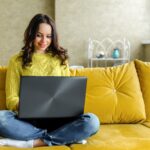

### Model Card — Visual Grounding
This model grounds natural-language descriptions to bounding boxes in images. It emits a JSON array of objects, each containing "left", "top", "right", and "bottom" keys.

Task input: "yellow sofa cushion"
[
  {"left": 134, "top": 59, "right": 150, "bottom": 123},
  {"left": 70, "top": 62, "right": 146, "bottom": 123},
  {"left": 71, "top": 124, "right": 150, "bottom": 150}
]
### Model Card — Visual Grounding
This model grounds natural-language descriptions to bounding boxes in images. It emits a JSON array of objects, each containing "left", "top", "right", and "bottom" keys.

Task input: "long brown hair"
[{"left": 21, "top": 13, "right": 68, "bottom": 68}]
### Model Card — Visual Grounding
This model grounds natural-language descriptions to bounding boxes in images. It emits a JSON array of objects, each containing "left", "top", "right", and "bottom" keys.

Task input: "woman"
[{"left": 0, "top": 14, "right": 100, "bottom": 148}]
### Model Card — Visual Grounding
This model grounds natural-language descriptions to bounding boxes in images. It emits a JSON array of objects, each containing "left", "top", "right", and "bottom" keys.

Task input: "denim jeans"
[{"left": 0, "top": 110, "right": 100, "bottom": 146}]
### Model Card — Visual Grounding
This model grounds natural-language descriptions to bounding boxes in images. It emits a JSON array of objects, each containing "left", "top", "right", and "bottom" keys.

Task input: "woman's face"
[{"left": 34, "top": 23, "right": 52, "bottom": 53}]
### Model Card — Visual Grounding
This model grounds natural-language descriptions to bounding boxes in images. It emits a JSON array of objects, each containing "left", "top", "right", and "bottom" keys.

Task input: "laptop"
[{"left": 18, "top": 76, "right": 87, "bottom": 120}]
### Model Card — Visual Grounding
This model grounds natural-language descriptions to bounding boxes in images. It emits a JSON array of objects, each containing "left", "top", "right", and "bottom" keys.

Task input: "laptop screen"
[{"left": 18, "top": 76, "right": 87, "bottom": 119}]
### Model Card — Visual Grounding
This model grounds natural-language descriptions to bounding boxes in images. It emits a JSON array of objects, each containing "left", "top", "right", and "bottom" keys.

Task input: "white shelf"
[
  {"left": 88, "top": 58, "right": 129, "bottom": 67},
  {"left": 90, "top": 57, "right": 129, "bottom": 61},
  {"left": 87, "top": 38, "right": 130, "bottom": 67}
]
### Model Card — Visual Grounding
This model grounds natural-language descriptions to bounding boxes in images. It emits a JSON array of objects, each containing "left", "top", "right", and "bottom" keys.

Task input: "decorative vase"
[
  {"left": 112, "top": 48, "right": 120, "bottom": 58},
  {"left": 96, "top": 51, "right": 105, "bottom": 58}
]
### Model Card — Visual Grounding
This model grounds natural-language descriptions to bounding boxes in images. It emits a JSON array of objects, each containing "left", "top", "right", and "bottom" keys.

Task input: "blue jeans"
[{"left": 0, "top": 110, "right": 100, "bottom": 146}]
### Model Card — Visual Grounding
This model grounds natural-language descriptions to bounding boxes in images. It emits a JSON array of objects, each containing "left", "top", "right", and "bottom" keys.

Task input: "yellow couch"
[{"left": 0, "top": 59, "right": 150, "bottom": 150}]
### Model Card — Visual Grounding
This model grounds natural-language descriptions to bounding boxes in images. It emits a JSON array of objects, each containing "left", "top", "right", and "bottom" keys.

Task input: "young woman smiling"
[{"left": 0, "top": 14, "right": 100, "bottom": 148}]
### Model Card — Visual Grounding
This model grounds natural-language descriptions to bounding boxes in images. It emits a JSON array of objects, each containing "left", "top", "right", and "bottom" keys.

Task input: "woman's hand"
[{"left": 16, "top": 102, "right": 19, "bottom": 111}]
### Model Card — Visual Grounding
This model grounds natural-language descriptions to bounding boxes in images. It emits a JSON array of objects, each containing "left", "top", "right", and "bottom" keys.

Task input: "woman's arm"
[{"left": 5, "top": 55, "right": 21, "bottom": 111}]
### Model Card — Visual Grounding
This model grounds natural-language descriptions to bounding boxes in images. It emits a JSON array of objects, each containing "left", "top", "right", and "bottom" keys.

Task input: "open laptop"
[{"left": 18, "top": 76, "right": 87, "bottom": 120}]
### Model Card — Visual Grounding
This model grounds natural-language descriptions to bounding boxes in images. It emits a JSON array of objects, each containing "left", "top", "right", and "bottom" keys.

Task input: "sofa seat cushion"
[
  {"left": 70, "top": 124, "right": 150, "bottom": 150},
  {"left": 70, "top": 62, "right": 146, "bottom": 123},
  {"left": 134, "top": 59, "right": 150, "bottom": 124}
]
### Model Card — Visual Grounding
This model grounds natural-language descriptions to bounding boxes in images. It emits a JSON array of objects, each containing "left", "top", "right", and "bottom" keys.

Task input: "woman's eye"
[
  {"left": 47, "top": 35, "right": 52, "bottom": 39},
  {"left": 36, "top": 34, "right": 42, "bottom": 37},
  {"left": 36, "top": 34, "right": 52, "bottom": 39}
]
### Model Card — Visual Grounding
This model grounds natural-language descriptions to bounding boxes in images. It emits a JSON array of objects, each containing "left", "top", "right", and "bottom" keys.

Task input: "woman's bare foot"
[{"left": 33, "top": 139, "right": 48, "bottom": 147}]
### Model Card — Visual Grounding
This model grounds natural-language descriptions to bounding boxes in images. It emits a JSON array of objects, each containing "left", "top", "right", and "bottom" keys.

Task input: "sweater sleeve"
[
  {"left": 60, "top": 62, "right": 70, "bottom": 76},
  {"left": 61, "top": 64, "right": 70, "bottom": 76},
  {"left": 5, "top": 56, "right": 21, "bottom": 111}
]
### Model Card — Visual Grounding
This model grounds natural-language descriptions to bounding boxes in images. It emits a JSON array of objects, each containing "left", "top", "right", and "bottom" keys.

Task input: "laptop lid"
[{"left": 18, "top": 76, "right": 87, "bottom": 119}]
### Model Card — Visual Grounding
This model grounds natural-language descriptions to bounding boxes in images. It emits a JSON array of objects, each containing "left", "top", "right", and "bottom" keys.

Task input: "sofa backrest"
[
  {"left": 0, "top": 61, "right": 148, "bottom": 124},
  {"left": 70, "top": 61, "right": 146, "bottom": 124},
  {"left": 135, "top": 59, "right": 150, "bottom": 124}
]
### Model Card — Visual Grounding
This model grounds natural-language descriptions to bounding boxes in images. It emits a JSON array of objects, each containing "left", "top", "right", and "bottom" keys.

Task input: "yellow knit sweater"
[{"left": 5, "top": 52, "right": 70, "bottom": 111}]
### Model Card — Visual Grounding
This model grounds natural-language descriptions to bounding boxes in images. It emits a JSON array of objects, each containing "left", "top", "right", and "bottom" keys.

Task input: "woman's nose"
[{"left": 41, "top": 36, "right": 46, "bottom": 43}]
